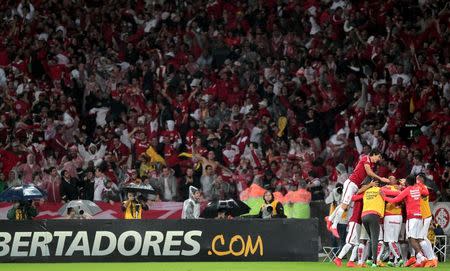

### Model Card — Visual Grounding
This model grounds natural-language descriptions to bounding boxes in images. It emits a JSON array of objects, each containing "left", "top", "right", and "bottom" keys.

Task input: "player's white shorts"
[
  {"left": 419, "top": 216, "right": 432, "bottom": 240},
  {"left": 360, "top": 223, "right": 383, "bottom": 241},
  {"left": 346, "top": 221, "right": 361, "bottom": 245},
  {"left": 360, "top": 224, "right": 369, "bottom": 240},
  {"left": 342, "top": 179, "right": 359, "bottom": 205},
  {"left": 406, "top": 218, "right": 423, "bottom": 239},
  {"left": 384, "top": 215, "right": 402, "bottom": 242}
]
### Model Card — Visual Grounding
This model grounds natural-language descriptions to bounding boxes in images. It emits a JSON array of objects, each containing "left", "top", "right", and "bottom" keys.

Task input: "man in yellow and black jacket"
[
  {"left": 122, "top": 192, "right": 149, "bottom": 219},
  {"left": 7, "top": 200, "right": 38, "bottom": 220}
]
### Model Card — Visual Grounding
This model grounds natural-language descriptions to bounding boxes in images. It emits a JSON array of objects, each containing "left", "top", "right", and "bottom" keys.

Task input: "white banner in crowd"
[{"left": 431, "top": 202, "right": 450, "bottom": 234}]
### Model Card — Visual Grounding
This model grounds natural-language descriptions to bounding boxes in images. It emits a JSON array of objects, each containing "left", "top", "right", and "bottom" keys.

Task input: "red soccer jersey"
[
  {"left": 134, "top": 139, "right": 149, "bottom": 157},
  {"left": 349, "top": 155, "right": 373, "bottom": 187},
  {"left": 383, "top": 185, "right": 428, "bottom": 219}
]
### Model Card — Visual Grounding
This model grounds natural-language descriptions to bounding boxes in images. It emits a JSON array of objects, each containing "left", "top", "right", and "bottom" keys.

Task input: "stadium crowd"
[{"left": 0, "top": 0, "right": 449, "bottom": 208}]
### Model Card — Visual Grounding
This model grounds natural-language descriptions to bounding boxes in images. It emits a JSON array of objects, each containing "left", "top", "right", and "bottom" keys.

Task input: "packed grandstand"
[{"left": 0, "top": 0, "right": 449, "bottom": 267}]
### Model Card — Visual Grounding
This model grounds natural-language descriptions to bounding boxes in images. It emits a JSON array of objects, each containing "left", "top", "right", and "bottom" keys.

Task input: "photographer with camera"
[
  {"left": 65, "top": 207, "right": 93, "bottom": 219},
  {"left": 258, "top": 191, "right": 286, "bottom": 219},
  {"left": 121, "top": 192, "right": 149, "bottom": 219},
  {"left": 7, "top": 200, "right": 38, "bottom": 220}
]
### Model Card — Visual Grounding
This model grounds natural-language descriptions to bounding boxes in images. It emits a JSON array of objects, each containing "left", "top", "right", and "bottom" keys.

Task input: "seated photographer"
[
  {"left": 258, "top": 191, "right": 286, "bottom": 219},
  {"left": 121, "top": 192, "right": 149, "bottom": 219},
  {"left": 215, "top": 208, "right": 233, "bottom": 220},
  {"left": 65, "top": 207, "right": 93, "bottom": 219},
  {"left": 7, "top": 200, "right": 38, "bottom": 220}
]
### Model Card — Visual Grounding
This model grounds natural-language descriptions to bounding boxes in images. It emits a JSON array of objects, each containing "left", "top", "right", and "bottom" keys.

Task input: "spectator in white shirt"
[
  {"left": 410, "top": 155, "right": 424, "bottom": 175},
  {"left": 93, "top": 168, "right": 107, "bottom": 202}
]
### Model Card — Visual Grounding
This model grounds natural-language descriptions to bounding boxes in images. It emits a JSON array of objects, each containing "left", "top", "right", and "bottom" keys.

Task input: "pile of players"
[{"left": 325, "top": 150, "right": 438, "bottom": 268}]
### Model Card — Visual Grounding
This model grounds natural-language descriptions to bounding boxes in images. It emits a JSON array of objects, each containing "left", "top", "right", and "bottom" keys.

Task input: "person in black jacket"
[
  {"left": 79, "top": 169, "right": 95, "bottom": 201},
  {"left": 258, "top": 191, "right": 286, "bottom": 219},
  {"left": 180, "top": 168, "right": 201, "bottom": 200},
  {"left": 60, "top": 170, "right": 80, "bottom": 202}
]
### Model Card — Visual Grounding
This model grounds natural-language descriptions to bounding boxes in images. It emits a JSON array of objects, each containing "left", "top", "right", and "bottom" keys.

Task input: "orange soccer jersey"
[
  {"left": 384, "top": 185, "right": 402, "bottom": 216},
  {"left": 419, "top": 184, "right": 432, "bottom": 219},
  {"left": 361, "top": 186, "right": 385, "bottom": 218}
]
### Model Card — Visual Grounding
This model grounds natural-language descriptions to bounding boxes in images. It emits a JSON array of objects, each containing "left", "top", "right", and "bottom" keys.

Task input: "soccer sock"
[
  {"left": 331, "top": 206, "right": 344, "bottom": 229},
  {"left": 420, "top": 239, "right": 436, "bottom": 260},
  {"left": 410, "top": 247, "right": 416, "bottom": 257},
  {"left": 400, "top": 243, "right": 408, "bottom": 262},
  {"left": 416, "top": 252, "right": 426, "bottom": 263},
  {"left": 350, "top": 245, "right": 358, "bottom": 262},
  {"left": 358, "top": 243, "right": 365, "bottom": 264},
  {"left": 376, "top": 241, "right": 384, "bottom": 262},
  {"left": 363, "top": 242, "right": 370, "bottom": 262},
  {"left": 329, "top": 207, "right": 337, "bottom": 221},
  {"left": 338, "top": 243, "right": 353, "bottom": 259},
  {"left": 388, "top": 242, "right": 401, "bottom": 259},
  {"left": 425, "top": 239, "right": 437, "bottom": 260}
]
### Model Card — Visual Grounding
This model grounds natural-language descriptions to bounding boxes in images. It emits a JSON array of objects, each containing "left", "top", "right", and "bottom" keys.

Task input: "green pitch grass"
[{"left": 0, "top": 262, "right": 449, "bottom": 271}]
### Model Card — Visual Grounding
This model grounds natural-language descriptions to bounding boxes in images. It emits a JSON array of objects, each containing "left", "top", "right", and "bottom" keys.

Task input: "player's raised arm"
[
  {"left": 382, "top": 187, "right": 409, "bottom": 203},
  {"left": 364, "top": 163, "right": 389, "bottom": 183},
  {"left": 381, "top": 186, "right": 401, "bottom": 197},
  {"left": 357, "top": 180, "right": 377, "bottom": 194}
]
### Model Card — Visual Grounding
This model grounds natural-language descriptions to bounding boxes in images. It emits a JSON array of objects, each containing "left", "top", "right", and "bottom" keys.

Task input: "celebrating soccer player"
[{"left": 326, "top": 150, "right": 389, "bottom": 238}]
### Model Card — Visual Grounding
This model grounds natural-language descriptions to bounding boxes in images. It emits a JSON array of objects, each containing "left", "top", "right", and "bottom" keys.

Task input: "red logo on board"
[{"left": 435, "top": 207, "right": 450, "bottom": 229}]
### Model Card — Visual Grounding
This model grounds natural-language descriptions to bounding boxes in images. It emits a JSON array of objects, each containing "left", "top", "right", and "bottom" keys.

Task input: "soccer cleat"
[
  {"left": 325, "top": 216, "right": 332, "bottom": 231},
  {"left": 405, "top": 257, "right": 416, "bottom": 267},
  {"left": 370, "top": 263, "right": 377, "bottom": 268},
  {"left": 366, "top": 260, "right": 374, "bottom": 266},
  {"left": 376, "top": 261, "right": 386, "bottom": 267},
  {"left": 358, "top": 263, "right": 367, "bottom": 268},
  {"left": 331, "top": 227, "right": 340, "bottom": 238},
  {"left": 387, "top": 261, "right": 395, "bottom": 267},
  {"left": 412, "top": 261, "right": 426, "bottom": 268},
  {"left": 396, "top": 259, "right": 404, "bottom": 267},
  {"left": 333, "top": 257, "right": 342, "bottom": 267},
  {"left": 424, "top": 259, "right": 438, "bottom": 268},
  {"left": 347, "top": 261, "right": 357, "bottom": 268}
]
